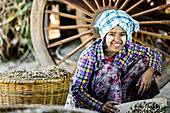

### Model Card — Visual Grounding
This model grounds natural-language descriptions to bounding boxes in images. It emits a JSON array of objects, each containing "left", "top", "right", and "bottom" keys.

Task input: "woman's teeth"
[{"left": 112, "top": 44, "right": 121, "bottom": 47}]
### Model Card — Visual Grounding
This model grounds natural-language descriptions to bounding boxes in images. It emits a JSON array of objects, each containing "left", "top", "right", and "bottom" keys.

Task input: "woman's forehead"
[{"left": 109, "top": 26, "right": 126, "bottom": 33}]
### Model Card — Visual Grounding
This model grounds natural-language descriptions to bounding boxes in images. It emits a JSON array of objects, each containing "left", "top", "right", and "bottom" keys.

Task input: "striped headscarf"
[{"left": 93, "top": 10, "right": 140, "bottom": 42}]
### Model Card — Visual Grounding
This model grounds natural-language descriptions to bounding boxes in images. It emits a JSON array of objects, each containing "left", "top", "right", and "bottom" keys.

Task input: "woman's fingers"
[
  {"left": 106, "top": 101, "right": 120, "bottom": 112},
  {"left": 102, "top": 101, "right": 120, "bottom": 113},
  {"left": 141, "top": 83, "right": 147, "bottom": 95},
  {"left": 103, "top": 105, "right": 116, "bottom": 113},
  {"left": 138, "top": 81, "right": 144, "bottom": 94},
  {"left": 136, "top": 77, "right": 141, "bottom": 86},
  {"left": 138, "top": 79, "right": 151, "bottom": 95}
]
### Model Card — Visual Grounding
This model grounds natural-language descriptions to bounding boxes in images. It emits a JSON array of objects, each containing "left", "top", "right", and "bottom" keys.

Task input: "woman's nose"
[{"left": 114, "top": 34, "right": 121, "bottom": 41}]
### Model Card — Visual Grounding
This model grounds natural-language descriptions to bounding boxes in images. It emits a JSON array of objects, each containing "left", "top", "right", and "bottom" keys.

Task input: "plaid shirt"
[{"left": 71, "top": 39, "right": 162, "bottom": 111}]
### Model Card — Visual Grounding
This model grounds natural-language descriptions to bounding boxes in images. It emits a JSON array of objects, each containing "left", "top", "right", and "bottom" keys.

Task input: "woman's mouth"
[{"left": 112, "top": 43, "right": 121, "bottom": 47}]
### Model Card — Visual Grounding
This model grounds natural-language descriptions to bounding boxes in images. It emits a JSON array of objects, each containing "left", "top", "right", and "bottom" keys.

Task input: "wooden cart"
[{"left": 30, "top": 0, "right": 170, "bottom": 89}]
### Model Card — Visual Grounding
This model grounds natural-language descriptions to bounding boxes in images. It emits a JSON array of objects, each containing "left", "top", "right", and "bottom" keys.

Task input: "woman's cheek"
[
  {"left": 121, "top": 36, "right": 127, "bottom": 45},
  {"left": 106, "top": 35, "right": 113, "bottom": 46}
]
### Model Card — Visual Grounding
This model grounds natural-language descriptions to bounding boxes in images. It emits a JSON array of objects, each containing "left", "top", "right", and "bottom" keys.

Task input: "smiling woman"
[{"left": 71, "top": 9, "right": 163, "bottom": 113}]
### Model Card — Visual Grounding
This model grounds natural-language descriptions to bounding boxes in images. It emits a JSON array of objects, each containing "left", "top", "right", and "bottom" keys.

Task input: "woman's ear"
[
  {"left": 93, "top": 26, "right": 100, "bottom": 38},
  {"left": 103, "top": 37, "right": 107, "bottom": 49}
]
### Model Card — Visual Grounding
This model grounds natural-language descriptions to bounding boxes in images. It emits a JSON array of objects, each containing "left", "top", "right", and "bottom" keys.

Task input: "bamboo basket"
[{"left": 0, "top": 67, "right": 72, "bottom": 106}]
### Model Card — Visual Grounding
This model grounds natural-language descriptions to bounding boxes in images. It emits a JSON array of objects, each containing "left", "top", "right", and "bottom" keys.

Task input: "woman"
[{"left": 71, "top": 10, "right": 162, "bottom": 113}]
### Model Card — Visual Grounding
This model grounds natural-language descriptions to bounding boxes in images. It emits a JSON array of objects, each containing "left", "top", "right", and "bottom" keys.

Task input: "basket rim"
[{"left": 0, "top": 77, "right": 71, "bottom": 84}]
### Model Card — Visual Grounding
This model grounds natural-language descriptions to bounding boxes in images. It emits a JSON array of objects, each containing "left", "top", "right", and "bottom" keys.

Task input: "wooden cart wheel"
[{"left": 31, "top": 0, "right": 170, "bottom": 85}]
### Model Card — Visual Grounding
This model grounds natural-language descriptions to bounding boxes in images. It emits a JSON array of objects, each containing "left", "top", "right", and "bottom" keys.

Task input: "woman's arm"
[
  {"left": 71, "top": 55, "right": 103, "bottom": 111},
  {"left": 136, "top": 66, "right": 155, "bottom": 95},
  {"left": 133, "top": 43, "right": 163, "bottom": 95},
  {"left": 133, "top": 43, "right": 163, "bottom": 76}
]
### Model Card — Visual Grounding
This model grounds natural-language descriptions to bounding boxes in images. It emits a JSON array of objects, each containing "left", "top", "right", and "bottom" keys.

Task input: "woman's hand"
[
  {"left": 99, "top": 101, "right": 120, "bottom": 113},
  {"left": 136, "top": 67, "right": 155, "bottom": 95}
]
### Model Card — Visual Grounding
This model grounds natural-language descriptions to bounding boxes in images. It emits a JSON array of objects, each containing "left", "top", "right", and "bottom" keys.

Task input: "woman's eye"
[
  {"left": 110, "top": 34, "right": 115, "bottom": 36},
  {"left": 120, "top": 33, "right": 126, "bottom": 36}
]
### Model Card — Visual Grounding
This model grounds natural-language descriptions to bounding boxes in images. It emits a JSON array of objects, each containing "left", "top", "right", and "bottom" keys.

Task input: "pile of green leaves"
[{"left": 0, "top": 0, "right": 35, "bottom": 63}]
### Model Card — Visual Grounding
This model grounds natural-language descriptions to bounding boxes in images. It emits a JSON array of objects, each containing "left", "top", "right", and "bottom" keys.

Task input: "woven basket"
[{"left": 0, "top": 77, "right": 71, "bottom": 106}]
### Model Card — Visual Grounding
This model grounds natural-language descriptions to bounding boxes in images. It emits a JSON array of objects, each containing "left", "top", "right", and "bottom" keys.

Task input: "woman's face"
[{"left": 105, "top": 26, "right": 127, "bottom": 53}]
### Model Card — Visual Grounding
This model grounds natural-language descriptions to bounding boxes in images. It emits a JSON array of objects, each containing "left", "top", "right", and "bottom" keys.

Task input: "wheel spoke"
[
  {"left": 131, "top": 4, "right": 170, "bottom": 18},
  {"left": 160, "top": 39, "right": 170, "bottom": 50},
  {"left": 44, "top": 25, "right": 91, "bottom": 30},
  {"left": 83, "top": 0, "right": 96, "bottom": 12},
  {"left": 102, "top": 0, "right": 106, "bottom": 7},
  {"left": 114, "top": 0, "right": 121, "bottom": 9},
  {"left": 138, "top": 30, "right": 170, "bottom": 40},
  {"left": 108, "top": 0, "right": 112, "bottom": 6},
  {"left": 48, "top": 30, "right": 92, "bottom": 48},
  {"left": 57, "top": 0, "right": 93, "bottom": 17},
  {"left": 141, "top": 33, "right": 145, "bottom": 42},
  {"left": 126, "top": 0, "right": 146, "bottom": 13},
  {"left": 139, "top": 20, "right": 170, "bottom": 24},
  {"left": 132, "top": 37, "right": 170, "bottom": 58},
  {"left": 45, "top": 10, "right": 91, "bottom": 22},
  {"left": 119, "top": 0, "right": 130, "bottom": 10},
  {"left": 57, "top": 35, "right": 95, "bottom": 65},
  {"left": 94, "top": 0, "right": 102, "bottom": 9},
  {"left": 148, "top": 35, "right": 156, "bottom": 47}
]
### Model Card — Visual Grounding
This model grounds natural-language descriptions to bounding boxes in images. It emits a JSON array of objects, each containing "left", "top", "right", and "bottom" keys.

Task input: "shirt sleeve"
[
  {"left": 71, "top": 55, "right": 103, "bottom": 111},
  {"left": 133, "top": 43, "right": 163, "bottom": 76}
]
